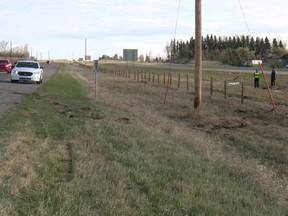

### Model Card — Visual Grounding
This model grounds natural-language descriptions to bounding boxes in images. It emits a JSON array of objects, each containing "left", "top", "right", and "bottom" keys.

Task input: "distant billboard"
[
  {"left": 85, "top": 55, "right": 91, "bottom": 61},
  {"left": 123, "top": 49, "right": 138, "bottom": 62}
]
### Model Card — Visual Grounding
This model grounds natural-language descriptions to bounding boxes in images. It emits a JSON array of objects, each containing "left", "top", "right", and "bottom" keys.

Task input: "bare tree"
[
  {"left": 146, "top": 51, "right": 152, "bottom": 62},
  {"left": 139, "top": 54, "right": 145, "bottom": 62},
  {"left": 164, "top": 42, "right": 171, "bottom": 60},
  {"left": 0, "top": 40, "right": 8, "bottom": 51}
]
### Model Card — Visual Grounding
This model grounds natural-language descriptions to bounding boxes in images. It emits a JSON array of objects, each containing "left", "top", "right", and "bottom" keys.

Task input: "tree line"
[
  {"left": 0, "top": 40, "right": 29, "bottom": 58},
  {"left": 165, "top": 34, "right": 287, "bottom": 66}
]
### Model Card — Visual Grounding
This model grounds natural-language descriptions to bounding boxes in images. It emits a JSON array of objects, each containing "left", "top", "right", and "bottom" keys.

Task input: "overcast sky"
[{"left": 1, "top": 0, "right": 287, "bottom": 60}]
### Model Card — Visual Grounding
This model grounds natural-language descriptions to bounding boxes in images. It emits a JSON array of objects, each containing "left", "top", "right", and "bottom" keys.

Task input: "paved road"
[{"left": 0, "top": 62, "right": 60, "bottom": 115}]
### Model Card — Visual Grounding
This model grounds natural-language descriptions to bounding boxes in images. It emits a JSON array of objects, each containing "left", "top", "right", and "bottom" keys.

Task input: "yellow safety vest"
[{"left": 254, "top": 72, "right": 260, "bottom": 78}]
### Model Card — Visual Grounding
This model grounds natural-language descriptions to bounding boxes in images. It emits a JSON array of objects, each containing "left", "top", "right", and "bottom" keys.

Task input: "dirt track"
[{"left": 0, "top": 62, "right": 59, "bottom": 115}]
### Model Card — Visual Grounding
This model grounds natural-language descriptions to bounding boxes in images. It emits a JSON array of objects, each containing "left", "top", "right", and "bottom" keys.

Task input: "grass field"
[{"left": 0, "top": 62, "right": 287, "bottom": 215}]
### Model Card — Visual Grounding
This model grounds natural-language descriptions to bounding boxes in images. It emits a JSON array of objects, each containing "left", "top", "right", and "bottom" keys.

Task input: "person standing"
[
  {"left": 271, "top": 66, "right": 277, "bottom": 87},
  {"left": 253, "top": 69, "right": 260, "bottom": 88}
]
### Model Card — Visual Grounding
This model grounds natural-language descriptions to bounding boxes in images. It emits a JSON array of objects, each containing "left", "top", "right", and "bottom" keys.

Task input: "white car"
[{"left": 11, "top": 60, "right": 43, "bottom": 84}]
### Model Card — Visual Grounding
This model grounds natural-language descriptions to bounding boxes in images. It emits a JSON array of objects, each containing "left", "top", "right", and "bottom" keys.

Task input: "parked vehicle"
[
  {"left": 10, "top": 60, "right": 43, "bottom": 84},
  {"left": 242, "top": 61, "right": 252, "bottom": 67},
  {"left": 0, "top": 59, "right": 12, "bottom": 73},
  {"left": 11, "top": 61, "right": 18, "bottom": 69}
]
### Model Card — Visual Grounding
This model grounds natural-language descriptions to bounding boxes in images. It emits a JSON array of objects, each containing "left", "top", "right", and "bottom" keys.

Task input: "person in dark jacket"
[{"left": 271, "top": 67, "right": 277, "bottom": 86}]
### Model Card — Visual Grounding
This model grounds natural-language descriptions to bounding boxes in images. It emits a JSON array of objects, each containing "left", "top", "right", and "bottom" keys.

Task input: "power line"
[
  {"left": 173, "top": 0, "right": 181, "bottom": 40},
  {"left": 238, "top": 0, "right": 251, "bottom": 37}
]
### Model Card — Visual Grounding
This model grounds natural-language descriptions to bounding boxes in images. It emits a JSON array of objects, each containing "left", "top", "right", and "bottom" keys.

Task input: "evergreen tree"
[
  {"left": 165, "top": 34, "right": 286, "bottom": 65},
  {"left": 272, "top": 38, "right": 278, "bottom": 48}
]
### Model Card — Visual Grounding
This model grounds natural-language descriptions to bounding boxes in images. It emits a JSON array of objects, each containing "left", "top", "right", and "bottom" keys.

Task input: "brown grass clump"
[{"left": 0, "top": 131, "right": 38, "bottom": 196}]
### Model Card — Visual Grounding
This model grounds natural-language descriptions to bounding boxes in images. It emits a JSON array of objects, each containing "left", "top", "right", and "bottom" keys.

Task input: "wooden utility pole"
[
  {"left": 85, "top": 38, "right": 87, "bottom": 67},
  {"left": 10, "top": 41, "right": 12, "bottom": 61},
  {"left": 194, "top": 0, "right": 202, "bottom": 110}
]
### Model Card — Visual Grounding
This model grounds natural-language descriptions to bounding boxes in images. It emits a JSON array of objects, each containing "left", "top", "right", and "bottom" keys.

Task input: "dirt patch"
[{"left": 117, "top": 117, "right": 130, "bottom": 123}]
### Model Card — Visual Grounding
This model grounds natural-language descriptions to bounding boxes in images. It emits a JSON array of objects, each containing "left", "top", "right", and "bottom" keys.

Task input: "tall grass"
[{"left": 0, "top": 63, "right": 287, "bottom": 215}]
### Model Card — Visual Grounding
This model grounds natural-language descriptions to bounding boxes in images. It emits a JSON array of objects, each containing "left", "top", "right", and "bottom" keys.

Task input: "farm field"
[{"left": 0, "top": 61, "right": 287, "bottom": 215}]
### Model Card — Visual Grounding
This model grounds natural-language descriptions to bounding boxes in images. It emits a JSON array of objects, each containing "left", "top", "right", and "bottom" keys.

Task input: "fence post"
[
  {"left": 210, "top": 77, "right": 213, "bottom": 95},
  {"left": 224, "top": 80, "right": 227, "bottom": 99},
  {"left": 186, "top": 74, "right": 189, "bottom": 91},
  {"left": 178, "top": 74, "right": 180, "bottom": 88},
  {"left": 164, "top": 73, "right": 166, "bottom": 86},
  {"left": 241, "top": 82, "right": 244, "bottom": 104}
]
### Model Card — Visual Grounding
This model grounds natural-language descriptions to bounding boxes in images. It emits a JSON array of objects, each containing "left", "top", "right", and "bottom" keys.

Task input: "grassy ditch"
[
  {"left": 0, "top": 63, "right": 287, "bottom": 215},
  {"left": 100, "top": 61, "right": 288, "bottom": 177}
]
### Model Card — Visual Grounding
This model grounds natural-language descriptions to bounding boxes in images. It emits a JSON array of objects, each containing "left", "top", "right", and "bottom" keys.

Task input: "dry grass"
[
  {"left": 0, "top": 62, "right": 287, "bottom": 215},
  {"left": 71, "top": 62, "right": 288, "bottom": 204}
]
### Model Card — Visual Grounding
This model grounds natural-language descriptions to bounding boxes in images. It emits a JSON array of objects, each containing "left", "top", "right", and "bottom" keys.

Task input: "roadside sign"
[
  {"left": 93, "top": 60, "right": 99, "bottom": 97},
  {"left": 93, "top": 60, "right": 99, "bottom": 72}
]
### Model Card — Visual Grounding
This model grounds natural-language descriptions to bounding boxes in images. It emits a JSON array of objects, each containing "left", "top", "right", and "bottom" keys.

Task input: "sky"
[{"left": 1, "top": 0, "right": 287, "bottom": 60}]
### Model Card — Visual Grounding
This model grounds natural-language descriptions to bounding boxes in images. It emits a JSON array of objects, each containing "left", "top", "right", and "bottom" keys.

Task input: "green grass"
[{"left": 0, "top": 63, "right": 287, "bottom": 215}]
